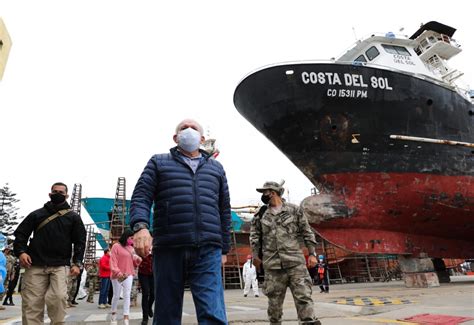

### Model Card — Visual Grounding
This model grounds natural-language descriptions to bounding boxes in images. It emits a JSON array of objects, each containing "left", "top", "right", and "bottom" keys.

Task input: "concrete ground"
[{"left": 0, "top": 275, "right": 472, "bottom": 324}]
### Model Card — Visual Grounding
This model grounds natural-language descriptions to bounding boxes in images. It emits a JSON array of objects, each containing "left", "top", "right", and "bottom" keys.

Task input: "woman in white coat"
[{"left": 242, "top": 255, "right": 259, "bottom": 297}]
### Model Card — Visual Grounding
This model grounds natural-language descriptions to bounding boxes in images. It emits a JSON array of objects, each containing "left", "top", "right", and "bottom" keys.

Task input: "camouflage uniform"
[
  {"left": 87, "top": 264, "right": 99, "bottom": 303},
  {"left": 250, "top": 201, "right": 319, "bottom": 325},
  {"left": 4, "top": 252, "right": 16, "bottom": 291},
  {"left": 130, "top": 273, "right": 139, "bottom": 307},
  {"left": 67, "top": 273, "right": 79, "bottom": 306}
]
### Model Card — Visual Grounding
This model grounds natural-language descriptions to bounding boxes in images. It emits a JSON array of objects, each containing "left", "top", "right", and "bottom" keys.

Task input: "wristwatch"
[{"left": 133, "top": 222, "right": 149, "bottom": 233}]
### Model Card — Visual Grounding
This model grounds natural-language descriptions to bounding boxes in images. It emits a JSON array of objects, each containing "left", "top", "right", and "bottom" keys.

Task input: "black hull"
[
  {"left": 234, "top": 63, "right": 474, "bottom": 181},
  {"left": 234, "top": 63, "right": 474, "bottom": 258}
]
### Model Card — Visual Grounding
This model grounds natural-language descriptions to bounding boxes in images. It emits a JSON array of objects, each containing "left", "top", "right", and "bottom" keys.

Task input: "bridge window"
[
  {"left": 382, "top": 44, "right": 411, "bottom": 56},
  {"left": 354, "top": 54, "right": 367, "bottom": 63},
  {"left": 365, "top": 46, "right": 380, "bottom": 61}
]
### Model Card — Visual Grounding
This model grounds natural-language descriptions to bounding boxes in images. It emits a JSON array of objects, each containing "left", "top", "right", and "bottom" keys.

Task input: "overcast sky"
[{"left": 1, "top": 0, "right": 473, "bottom": 222}]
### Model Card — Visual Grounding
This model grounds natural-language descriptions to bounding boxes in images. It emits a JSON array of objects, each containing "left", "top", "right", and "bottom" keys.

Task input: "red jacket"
[{"left": 99, "top": 253, "right": 111, "bottom": 278}]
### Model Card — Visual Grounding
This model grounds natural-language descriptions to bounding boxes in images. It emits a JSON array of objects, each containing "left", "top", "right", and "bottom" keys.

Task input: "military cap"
[{"left": 256, "top": 180, "right": 285, "bottom": 195}]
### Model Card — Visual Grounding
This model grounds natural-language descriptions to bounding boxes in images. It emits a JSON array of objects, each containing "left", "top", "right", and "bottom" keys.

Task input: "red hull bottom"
[{"left": 305, "top": 173, "right": 474, "bottom": 258}]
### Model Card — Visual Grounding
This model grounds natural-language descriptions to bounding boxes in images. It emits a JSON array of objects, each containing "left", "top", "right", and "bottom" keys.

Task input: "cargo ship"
[{"left": 233, "top": 21, "right": 474, "bottom": 259}]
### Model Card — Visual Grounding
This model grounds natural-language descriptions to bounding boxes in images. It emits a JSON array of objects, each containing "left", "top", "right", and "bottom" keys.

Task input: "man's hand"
[
  {"left": 133, "top": 228, "right": 152, "bottom": 257},
  {"left": 19, "top": 253, "right": 32, "bottom": 268},
  {"left": 221, "top": 255, "right": 227, "bottom": 265},
  {"left": 70, "top": 265, "right": 80, "bottom": 277},
  {"left": 308, "top": 255, "right": 317, "bottom": 268}
]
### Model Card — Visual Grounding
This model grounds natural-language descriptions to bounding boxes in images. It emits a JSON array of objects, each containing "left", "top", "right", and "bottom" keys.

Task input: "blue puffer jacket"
[{"left": 130, "top": 147, "right": 231, "bottom": 254}]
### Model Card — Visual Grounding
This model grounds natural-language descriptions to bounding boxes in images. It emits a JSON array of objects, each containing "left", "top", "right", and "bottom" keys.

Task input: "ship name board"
[
  {"left": 301, "top": 72, "right": 393, "bottom": 90},
  {"left": 393, "top": 54, "right": 415, "bottom": 66}
]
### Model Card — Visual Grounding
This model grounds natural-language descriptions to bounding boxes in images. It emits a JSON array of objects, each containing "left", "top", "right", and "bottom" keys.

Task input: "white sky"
[{"left": 1, "top": 0, "right": 473, "bottom": 221}]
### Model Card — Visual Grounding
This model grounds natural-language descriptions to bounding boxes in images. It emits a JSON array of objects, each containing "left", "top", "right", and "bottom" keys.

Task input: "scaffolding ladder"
[
  {"left": 109, "top": 177, "right": 127, "bottom": 243},
  {"left": 84, "top": 224, "right": 97, "bottom": 268},
  {"left": 70, "top": 183, "right": 82, "bottom": 215},
  {"left": 322, "top": 240, "right": 344, "bottom": 284},
  {"left": 222, "top": 226, "right": 243, "bottom": 289},
  {"left": 69, "top": 183, "right": 94, "bottom": 267}
]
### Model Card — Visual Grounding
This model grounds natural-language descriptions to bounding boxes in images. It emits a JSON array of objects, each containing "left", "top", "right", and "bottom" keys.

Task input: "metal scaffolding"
[{"left": 109, "top": 177, "right": 127, "bottom": 243}]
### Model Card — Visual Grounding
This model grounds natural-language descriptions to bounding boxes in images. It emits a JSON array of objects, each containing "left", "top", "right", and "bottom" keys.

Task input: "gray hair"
[{"left": 175, "top": 119, "right": 204, "bottom": 135}]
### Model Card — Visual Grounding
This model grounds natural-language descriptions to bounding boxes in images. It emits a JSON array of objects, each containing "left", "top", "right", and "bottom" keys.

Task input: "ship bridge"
[
  {"left": 410, "top": 22, "right": 463, "bottom": 83},
  {"left": 337, "top": 21, "right": 465, "bottom": 87}
]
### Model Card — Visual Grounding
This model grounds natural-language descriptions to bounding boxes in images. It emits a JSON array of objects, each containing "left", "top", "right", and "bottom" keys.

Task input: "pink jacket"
[{"left": 110, "top": 243, "right": 142, "bottom": 279}]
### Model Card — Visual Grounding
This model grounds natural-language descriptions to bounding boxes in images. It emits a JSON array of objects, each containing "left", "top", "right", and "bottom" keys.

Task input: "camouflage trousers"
[
  {"left": 130, "top": 275, "right": 139, "bottom": 307},
  {"left": 67, "top": 274, "right": 78, "bottom": 303},
  {"left": 263, "top": 264, "right": 318, "bottom": 325},
  {"left": 87, "top": 277, "right": 98, "bottom": 302}
]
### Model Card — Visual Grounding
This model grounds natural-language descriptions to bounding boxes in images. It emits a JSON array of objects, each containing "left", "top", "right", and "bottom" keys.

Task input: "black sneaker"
[{"left": 148, "top": 309, "right": 153, "bottom": 318}]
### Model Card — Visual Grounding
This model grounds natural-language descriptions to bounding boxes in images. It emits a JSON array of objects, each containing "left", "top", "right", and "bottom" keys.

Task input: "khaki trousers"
[{"left": 21, "top": 266, "right": 69, "bottom": 325}]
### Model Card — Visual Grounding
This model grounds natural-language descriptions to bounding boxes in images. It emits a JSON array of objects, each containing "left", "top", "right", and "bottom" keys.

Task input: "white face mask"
[{"left": 177, "top": 127, "right": 202, "bottom": 152}]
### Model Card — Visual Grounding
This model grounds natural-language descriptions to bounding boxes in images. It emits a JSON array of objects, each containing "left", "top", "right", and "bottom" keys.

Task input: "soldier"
[
  {"left": 250, "top": 181, "right": 321, "bottom": 325},
  {"left": 130, "top": 272, "right": 139, "bottom": 307},
  {"left": 2, "top": 246, "right": 15, "bottom": 305},
  {"left": 86, "top": 259, "right": 99, "bottom": 303}
]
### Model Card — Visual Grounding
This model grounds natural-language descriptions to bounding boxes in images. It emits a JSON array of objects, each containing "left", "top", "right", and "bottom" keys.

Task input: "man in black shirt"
[{"left": 14, "top": 182, "right": 86, "bottom": 325}]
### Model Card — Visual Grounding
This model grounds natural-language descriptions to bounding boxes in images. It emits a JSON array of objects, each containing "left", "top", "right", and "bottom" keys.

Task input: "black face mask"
[
  {"left": 50, "top": 193, "right": 66, "bottom": 204},
  {"left": 261, "top": 194, "right": 272, "bottom": 205}
]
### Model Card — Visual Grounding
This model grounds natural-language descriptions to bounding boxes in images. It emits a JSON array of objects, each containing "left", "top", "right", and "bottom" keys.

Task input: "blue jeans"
[
  {"left": 98, "top": 277, "right": 111, "bottom": 305},
  {"left": 153, "top": 245, "right": 227, "bottom": 325}
]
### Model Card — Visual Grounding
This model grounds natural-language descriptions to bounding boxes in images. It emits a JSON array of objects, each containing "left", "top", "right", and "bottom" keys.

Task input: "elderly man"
[
  {"left": 130, "top": 119, "right": 231, "bottom": 325},
  {"left": 250, "top": 181, "right": 321, "bottom": 325},
  {"left": 14, "top": 182, "right": 86, "bottom": 325}
]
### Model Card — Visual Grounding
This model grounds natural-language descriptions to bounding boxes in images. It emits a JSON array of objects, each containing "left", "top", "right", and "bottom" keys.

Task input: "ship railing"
[
  {"left": 390, "top": 135, "right": 474, "bottom": 148},
  {"left": 337, "top": 60, "right": 451, "bottom": 87}
]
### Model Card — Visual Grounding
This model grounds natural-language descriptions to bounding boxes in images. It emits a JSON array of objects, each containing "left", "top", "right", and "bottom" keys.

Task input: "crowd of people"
[{"left": 5, "top": 118, "right": 328, "bottom": 325}]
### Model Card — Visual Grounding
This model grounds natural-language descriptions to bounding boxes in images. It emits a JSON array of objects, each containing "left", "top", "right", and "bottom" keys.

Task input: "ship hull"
[{"left": 234, "top": 62, "right": 474, "bottom": 258}]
